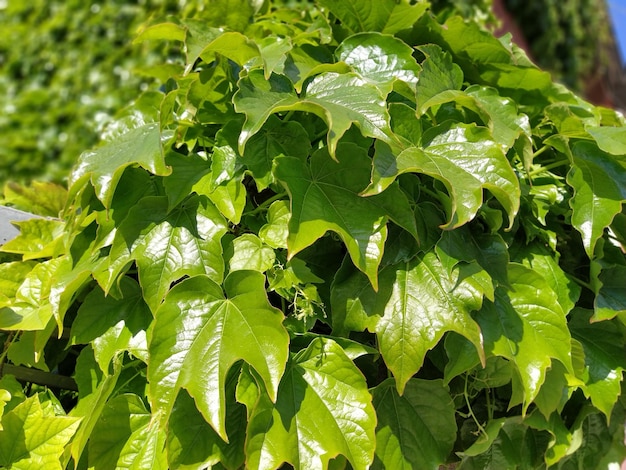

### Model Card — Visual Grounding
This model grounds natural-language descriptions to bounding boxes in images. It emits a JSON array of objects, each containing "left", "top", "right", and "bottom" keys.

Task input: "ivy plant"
[{"left": 1, "top": 0, "right": 626, "bottom": 468}]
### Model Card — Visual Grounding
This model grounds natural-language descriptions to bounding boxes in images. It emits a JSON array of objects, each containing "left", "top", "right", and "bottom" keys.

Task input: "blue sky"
[{"left": 608, "top": 0, "right": 626, "bottom": 65}]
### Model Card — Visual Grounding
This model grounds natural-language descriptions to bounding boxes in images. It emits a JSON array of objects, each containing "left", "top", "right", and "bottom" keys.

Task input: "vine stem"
[
  {"left": 244, "top": 192, "right": 287, "bottom": 217},
  {"left": 527, "top": 159, "right": 570, "bottom": 177},
  {"left": 464, "top": 373, "right": 487, "bottom": 436}
]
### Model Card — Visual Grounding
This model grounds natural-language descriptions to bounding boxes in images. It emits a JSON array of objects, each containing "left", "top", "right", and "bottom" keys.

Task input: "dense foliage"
[
  {"left": 503, "top": 0, "right": 610, "bottom": 91},
  {"left": 1, "top": 0, "right": 626, "bottom": 468}
]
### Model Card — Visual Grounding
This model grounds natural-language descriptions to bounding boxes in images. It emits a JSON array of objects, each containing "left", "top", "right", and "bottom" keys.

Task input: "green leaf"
[
  {"left": 0, "top": 394, "right": 80, "bottom": 470},
  {"left": 69, "top": 123, "right": 173, "bottom": 209},
  {"left": 88, "top": 394, "right": 167, "bottom": 470},
  {"left": 567, "top": 141, "right": 626, "bottom": 257},
  {"left": 587, "top": 126, "right": 626, "bottom": 155},
  {"left": 70, "top": 277, "right": 151, "bottom": 370},
  {"left": 110, "top": 195, "right": 227, "bottom": 312},
  {"left": 331, "top": 251, "right": 485, "bottom": 393},
  {"left": 167, "top": 381, "right": 245, "bottom": 470},
  {"left": 2, "top": 181, "right": 67, "bottom": 217},
  {"left": 0, "top": 218, "right": 65, "bottom": 260},
  {"left": 234, "top": 70, "right": 392, "bottom": 156},
  {"left": 198, "top": 31, "right": 260, "bottom": 66},
  {"left": 317, "top": 0, "right": 427, "bottom": 34},
  {"left": 229, "top": 233, "right": 276, "bottom": 273},
  {"left": 372, "top": 378, "right": 457, "bottom": 469},
  {"left": 367, "top": 122, "right": 520, "bottom": 229},
  {"left": 415, "top": 44, "right": 464, "bottom": 115},
  {"left": 477, "top": 264, "right": 573, "bottom": 410},
  {"left": 593, "top": 263, "right": 626, "bottom": 321},
  {"left": 259, "top": 200, "right": 290, "bottom": 249},
  {"left": 244, "top": 337, "right": 376, "bottom": 470},
  {"left": 274, "top": 143, "right": 417, "bottom": 288},
  {"left": 163, "top": 152, "right": 211, "bottom": 211},
  {"left": 148, "top": 271, "right": 289, "bottom": 440},
  {"left": 569, "top": 309, "right": 626, "bottom": 418},
  {"left": 0, "top": 261, "right": 35, "bottom": 304},
  {"left": 336, "top": 33, "right": 420, "bottom": 95}
]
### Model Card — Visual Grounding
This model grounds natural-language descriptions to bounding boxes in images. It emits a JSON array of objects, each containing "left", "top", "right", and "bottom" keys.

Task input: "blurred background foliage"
[{"left": 0, "top": 0, "right": 616, "bottom": 184}]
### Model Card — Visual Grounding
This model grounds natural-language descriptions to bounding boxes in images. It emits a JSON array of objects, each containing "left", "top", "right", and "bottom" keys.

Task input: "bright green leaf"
[
  {"left": 229, "top": 234, "right": 276, "bottom": 273},
  {"left": 148, "top": 271, "right": 289, "bottom": 440},
  {"left": 0, "top": 394, "right": 80, "bottom": 470},
  {"left": 588, "top": 126, "right": 626, "bottom": 155},
  {"left": 416, "top": 44, "right": 464, "bottom": 115},
  {"left": 245, "top": 337, "right": 376, "bottom": 470},
  {"left": 259, "top": 200, "right": 290, "bottom": 249},
  {"left": 69, "top": 123, "right": 173, "bottom": 209}
]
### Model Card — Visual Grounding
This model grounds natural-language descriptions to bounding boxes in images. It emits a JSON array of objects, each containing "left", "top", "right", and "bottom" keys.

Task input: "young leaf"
[
  {"left": 372, "top": 378, "right": 457, "bottom": 469},
  {"left": 148, "top": 271, "right": 289, "bottom": 441},
  {"left": 244, "top": 338, "right": 376, "bottom": 470},
  {"left": 0, "top": 394, "right": 80, "bottom": 470},
  {"left": 69, "top": 123, "right": 173, "bottom": 209}
]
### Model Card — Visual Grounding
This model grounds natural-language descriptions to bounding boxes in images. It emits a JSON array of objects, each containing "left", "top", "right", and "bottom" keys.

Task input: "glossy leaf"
[
  {"left": 416, "top": 44, "right": 464, "bottom": 115},
  {"left": 244, "top": 338, "right": 376, "bottom": 470},
  {"left": 0, "top": 394, "right": 80, "bottom": 470},
  {"left": 367, "top": 122, "right": 520, "bottom": 229},
  {"left": 568, "top": 141, "right": 626, "bottom": 257},
  {"left": 477, "top": 264, "right": 573, "bottom": 410},
  {"left": 229, "top": 234, "right": 276, "bottom": 273},
  {"left": 275, "top": 144, "right": 417, "bottom": 288},
  {"left": 336, "top": 33, "right": 420, "bottom": 94},
  {"left": 148, "top": 271, "right": 289, "bottom": 440},
  {"left": 69, "top": 123, "right": 173, "bottom": 209},
  {"left": 372, "top": 378, "right": 457, "bottom": 469},
  {"left": 110, "top": 195, "right": 227, "bottom": 312}
]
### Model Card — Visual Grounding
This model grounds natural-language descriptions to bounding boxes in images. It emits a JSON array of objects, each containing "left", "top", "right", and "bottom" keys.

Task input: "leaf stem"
[
  {"left": 464, "top": 373, "right": 487, "bottom": 436},
  {"left": 532, "top": 145, "right": 549, "bottom": 159},
  {"left": 527, "top": 159, "right": 570, "bottom": 177},
  {"left": 245, "top": 192, "right": 287, "bottom": 217}
]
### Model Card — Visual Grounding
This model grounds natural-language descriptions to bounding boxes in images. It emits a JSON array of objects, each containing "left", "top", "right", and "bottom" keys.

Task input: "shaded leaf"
[
  {"left": 244, "top": 338, "right": 376, "bottom": 470},
  {"left": 372, "top": 378, "right": 457, "bottom": 469}
]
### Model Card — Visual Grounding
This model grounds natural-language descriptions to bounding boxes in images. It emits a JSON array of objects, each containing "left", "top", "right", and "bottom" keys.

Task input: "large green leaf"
[
  {"left": 317, "top": 0, "right": 427, "bottom": 34},
  {"left": 331, "top": 251, "right": 485, "bottom": 393},
  {"left": 0, "top": 394, "right": 80, "bottom": 470},
  {"left": 587, "top": 126, "right": 626, "bottom": 155},
  {"left": 234, "top": 70, "right": 392, "bottom": 156},
  {"left": 70, "top": 277, "right": 151, "bottom": 370},
  {"left": 167, "top": 384, "right": 246, "bottom": 470},
  {"left": 69, "top": 123, "right": 173, "bottom": 209},
  {"left": 148, "top": 271, "right": 289, "bottom": 440},
  {"left": 372, "top": 378, "right": 457, "bottom": 469},
  {"left": 477, "top": 264, "right": 573, "bottom": 410},
  {"left": 367, "top": 122, "right": 520, "bottom": 229},
  {"left": 415, "top": 44, "right": 464, "bottom": 115},
  {"left": 110, "top": 195, "right": 227, "bottom": 312},
  {"left": 569, "top": 309, "right": 626, "bottom": 418},
  {"left": 88, "top": 394, "right": 167, "bottom": 470},
  {"left": 336, "top": 33, "right": 420, "bottom": 95},
  {"left": 274, "top": 143, "right": 417, "bottom": 288},
  {"left": 243, "top": 338, "right": 376, "bottom": 470},
  {"left": 567, "top": 141, "right": 626, "bottom": 257}
]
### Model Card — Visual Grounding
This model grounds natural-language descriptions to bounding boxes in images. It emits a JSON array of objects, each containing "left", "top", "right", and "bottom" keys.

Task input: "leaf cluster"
[{"left": 1, "top": 0, "right": 626, "bottom": 468}]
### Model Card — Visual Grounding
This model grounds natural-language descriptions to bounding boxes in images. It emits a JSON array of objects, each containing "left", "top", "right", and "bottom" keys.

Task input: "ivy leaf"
[
  {"left": 167, "top": 385, "right": 246, "bottom": 470},
  {"left": 317, "top": 0, "right": 427, "bottom": 34},
  {"left": 111, "top": 195, "right": 227, "bottom": 313},
  {"left": 588, "top": 126, "right": 626, "bottom": 155},
  {"left": 244, "top": 337, "right": 376, "bottom": 470},
  {"left": 274, "top": 143, "right": 417, "bottom": 289},
  {"left": 259, "top": 200, "right": 290, "bottom": 249},
  {"left": 593, "top": 263, "right": 626, "bottom": 321},
  {"left": 331, "top": 251, "right": 485, "bottom": 393},
  {"left": 148, "top": 271, "right": 289, "bottom": 441},
  {"left": 569, "top": 309, "right": 626, "bottom": 418},
  {"left": 372, "top": 378, "right": 457, "bottom": 469},
  {"left": 568, "top": 141, "right": 626, "bottom": 257},
  {"left": 70, "top": 277, "right": 151, "bottom": 370},
  {"left": 367, "top": 122, "right": 520, "bottom": 229},
  {"left": 336, "top": 33, "right": 421, "bottom": 95},
  {"left": 0, "top": 218, "right": 65, "bottom": 260},
  {"left": 234, "top": 70, "right": 392, "bottom": 156},
  {"left": 243, "top": 115, "right": 311, "bottom": 192},
  {"left": 69, "top": 123, "right": 173, "bottom": 209},
  {"left": 416, "top": 44, "right": 464, "bottom": 115},
  {"left": 0, "top": 394, "right": 80, "bottom": 470},
  {"left": 229, "top": 233, "right": 276, "bottom": 273},
  {"left": 477, "top": 264, "right": 573, "bottom": 410},
  {"left": 88, "top": 394, "right": 167, "bottom": 470},
  {"left": 2, "top": 181, "right": 67, "bottom": 217}
]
